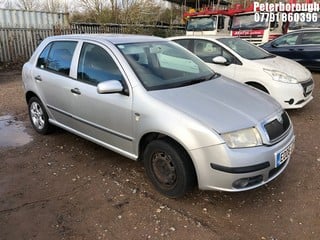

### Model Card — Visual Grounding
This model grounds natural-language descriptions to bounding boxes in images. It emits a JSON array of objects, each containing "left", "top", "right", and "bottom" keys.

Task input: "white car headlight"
[
  {"left": 264, "top": 69, "right": 298, "bottom": 84},
  {"left": 221, "top": 127, "right": 262, "bottom": 148}
]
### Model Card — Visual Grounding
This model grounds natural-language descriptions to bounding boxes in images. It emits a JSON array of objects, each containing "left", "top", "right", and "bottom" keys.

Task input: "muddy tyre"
[
  {"left": 28, "top": 97, "right": 53, "bottom": 134},
  {"left": 143, "top": 138, "right": 196, "bottom": 198}
]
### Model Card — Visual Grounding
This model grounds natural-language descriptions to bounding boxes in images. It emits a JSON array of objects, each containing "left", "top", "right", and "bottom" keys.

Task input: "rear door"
[
  {"left": 298, "top": 31, "right": 320, "bottom": 70},
  {"left": 266, "top": 32, "right": 301, "bottom": 60},
  {"left": 32, "top": 40, "right": 78, "bottom": 127}
]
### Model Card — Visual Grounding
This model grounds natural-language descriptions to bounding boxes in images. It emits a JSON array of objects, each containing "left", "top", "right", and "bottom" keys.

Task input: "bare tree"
[
  {"left": 0, "top": 0, "right": 69, "bottom": 12},
  {"left": 120, "top": 0, "right": 139, "bottom": 24},
  {"left": 79, "top": 0, "right": 107, "bottom": 13},
  {"left": 71, "top": 0, "right": 162, "bottom": 24},
  {"left": 0, "top": 0, "right": 14, "bottom": 8},
  {"left": 41, "top": 0, "right": 66, "bottom": 12},
  {"left": 109, "top": 0, "right": 119, "bottom": 22},
  {"left": 123, "top": 0, "right": 160, "bottom": 24},
  {"left": 16, "top": 0, "right": 39, "bottom": 10}
]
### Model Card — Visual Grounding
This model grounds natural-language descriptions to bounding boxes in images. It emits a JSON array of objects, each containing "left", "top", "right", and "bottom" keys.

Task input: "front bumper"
[
  {"left": 270, "top": 79, "right": 314, "bottom": 109},
  {"left": 190, "top": 127, "right": 295, "bottom": 192}
]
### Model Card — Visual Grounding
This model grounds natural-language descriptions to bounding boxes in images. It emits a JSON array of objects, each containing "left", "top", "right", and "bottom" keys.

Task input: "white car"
[{"left": 168, "top": 35, "right": 314, "bottom": 109}]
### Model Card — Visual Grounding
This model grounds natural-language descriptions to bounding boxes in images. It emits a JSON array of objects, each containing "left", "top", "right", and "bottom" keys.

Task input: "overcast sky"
[
  {"left": 0, "top": 0, "right": 171, "bottom": 11},
  {"left": 0, "top": 0, "right": 78, "bottom": 11}
]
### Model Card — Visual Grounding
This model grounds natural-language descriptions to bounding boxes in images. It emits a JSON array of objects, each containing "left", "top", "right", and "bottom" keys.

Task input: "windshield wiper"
[
  {"left": 148, "top": 73, "right": 219, "bottom": 91},
  {"left": 176, "top": 73, "right": 218, "bottom": 87},
  {"left": 251, "top": 26, "right": 267, "bottom": 29}
]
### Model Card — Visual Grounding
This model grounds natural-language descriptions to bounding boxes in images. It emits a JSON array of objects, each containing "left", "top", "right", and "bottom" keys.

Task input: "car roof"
[
  {"left": 287, "top": 28, "right": 320, "bottom": 33},
  {"left": 45, "top": 34, "right": 166, "bottom": 44},
  {"left": 168, "top": 35, "right": 232, "bottom": 41}
]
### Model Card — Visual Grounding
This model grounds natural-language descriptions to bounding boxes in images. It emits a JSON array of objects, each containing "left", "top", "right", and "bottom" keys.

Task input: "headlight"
[
  {"left": 264, "top": 69, "right": 298, "bottom": 83},
  {"left": 221, "top": 127, "right": 262, "bottom": 148}
]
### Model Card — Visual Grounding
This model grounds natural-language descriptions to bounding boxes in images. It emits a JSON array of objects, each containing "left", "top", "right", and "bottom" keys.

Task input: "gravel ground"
[{"left": 0, "top": 70, "right": 319, "bottom": 240}]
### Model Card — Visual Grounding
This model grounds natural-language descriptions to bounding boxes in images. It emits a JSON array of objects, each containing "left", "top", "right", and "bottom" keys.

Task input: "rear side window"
[
  {"left": 77, "top": 43, "right": 124, "bottom": 86},
  {"left": 36, "top": 41, "right": 77, "bottom": 76},
  {"left": 301, "top": 32, "right": 320, "bottom": 45}
]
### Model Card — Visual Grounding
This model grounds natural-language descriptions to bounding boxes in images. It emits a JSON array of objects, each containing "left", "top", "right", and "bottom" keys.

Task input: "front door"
[{"left": 69, "top": 42, "right": 134, "bottom": 156}]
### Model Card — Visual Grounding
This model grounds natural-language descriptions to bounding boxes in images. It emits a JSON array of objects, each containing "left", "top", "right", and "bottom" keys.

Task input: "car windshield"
[
  {"left": 117, "top": 41, "right": 216, "bottom": 90},
  {"left": 218, "top": 37, "right": 274, "bottom": 60},
  {"left": 231, "top": 13, "right": 268, "bottom": 30},
  {"left": 186, "top": 16, "right": 217, "bottom": 31}
]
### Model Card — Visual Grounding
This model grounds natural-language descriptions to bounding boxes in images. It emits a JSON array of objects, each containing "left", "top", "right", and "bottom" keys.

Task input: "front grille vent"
[{"left": 264, "top": 112, "right": 290, "bottom": 143}]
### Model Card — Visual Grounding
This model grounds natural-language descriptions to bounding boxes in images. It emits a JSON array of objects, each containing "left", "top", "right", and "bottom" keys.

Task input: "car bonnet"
[
  {"left": 149, "top": 76, "right": 282, "bottom": 134},
  {"left": 253, "top": 56, "right": 312, "bottom": 82}
]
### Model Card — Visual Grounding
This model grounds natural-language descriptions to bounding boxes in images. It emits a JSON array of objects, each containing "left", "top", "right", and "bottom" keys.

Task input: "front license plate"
[{"left": 275, "top": 139, "right": 295, "bottom": 168}]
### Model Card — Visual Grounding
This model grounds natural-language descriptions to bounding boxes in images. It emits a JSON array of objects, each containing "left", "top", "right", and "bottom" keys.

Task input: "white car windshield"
[
  {"left": 218, "top": 38, "right": 275, "bottom": 60},
  {"left": 117, "top": 41, "right": 217, "bottom": 90}
]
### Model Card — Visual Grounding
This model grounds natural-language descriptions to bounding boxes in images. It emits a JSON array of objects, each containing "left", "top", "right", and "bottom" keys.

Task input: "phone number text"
[{"left": 254, "top": 12, "right": 318, "bottom": 23}]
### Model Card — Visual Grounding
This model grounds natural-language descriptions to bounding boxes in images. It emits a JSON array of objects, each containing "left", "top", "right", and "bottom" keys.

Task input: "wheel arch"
[
  {"left": 245, "top": 81, "right": 269, "bottom": 94},
  {"left": 138, "top": 132, "right": 198, "bottom": 184},
  {"left": 27, "top": 94, "right": 53, "bottom": 134},
  {"left": 138, "top": 132, "right": 179, "bottom": 160},
  {"left": 25, "top": 91, "right": 41, "bottom": 104}
]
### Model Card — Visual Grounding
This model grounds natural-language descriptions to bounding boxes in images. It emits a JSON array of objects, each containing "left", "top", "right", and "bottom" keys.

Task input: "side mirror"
[
  {"left": 212, "top": 56, "right": 229, "bottom": 65},
  {"left": 97, "top": 80, "right": 124, "bottom": 94}
]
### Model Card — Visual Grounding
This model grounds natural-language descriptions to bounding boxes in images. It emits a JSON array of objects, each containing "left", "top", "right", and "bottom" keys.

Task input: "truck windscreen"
[
  {"left": 231, "top": 14, "right": 268, "bottom": 30},
  {"left": 186, "top": 16, "right": 217, "bottom": 31}
]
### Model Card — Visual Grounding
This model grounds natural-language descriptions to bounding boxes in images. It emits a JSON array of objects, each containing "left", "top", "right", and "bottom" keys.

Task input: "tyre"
[
  {"left": 28, "top": 97, "right": 52, "bottom": 134},
  {"left": 143, "top": 138, "right": 196, "bottom": 198}
]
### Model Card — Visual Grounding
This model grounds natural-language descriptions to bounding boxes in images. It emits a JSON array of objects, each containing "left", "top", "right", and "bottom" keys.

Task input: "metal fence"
[
  {"left": 0, "top": 9, "right": 69, "bottom": 29},
  {"left": 0, "top": 28, "right": 53, "bottom": 64},
  {"left": 0, "top": 23, "right": 185, "bottom": 65}
]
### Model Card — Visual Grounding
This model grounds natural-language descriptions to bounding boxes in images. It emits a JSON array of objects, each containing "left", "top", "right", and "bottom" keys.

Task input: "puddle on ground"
[{"left": 0, "top": 115, "right": 33, "bottom": 148}]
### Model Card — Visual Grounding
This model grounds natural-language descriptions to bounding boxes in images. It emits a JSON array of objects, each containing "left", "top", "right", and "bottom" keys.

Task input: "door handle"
[
  {"left": 71, "top": 88, "right": 81, "bottom": 95},
  {"left": 35, "top": 75, "right": 42, "bottom": 81}
]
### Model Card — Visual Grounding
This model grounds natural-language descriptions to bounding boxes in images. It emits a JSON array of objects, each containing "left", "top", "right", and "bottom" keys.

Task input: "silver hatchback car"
[{"left": 22, "top": 34, "right": 295, "bottom": 198}]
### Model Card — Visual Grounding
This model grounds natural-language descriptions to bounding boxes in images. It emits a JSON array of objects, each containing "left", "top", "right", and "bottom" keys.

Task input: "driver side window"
[
  {"left": 193, "top": 39, "right": 234, "bottom": 63},
  {"left": 274, "top": 33, "right": 299, "bottom": 46},
  {"left": 77, "top": 43, "right": 124, "bottom": 86}
]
